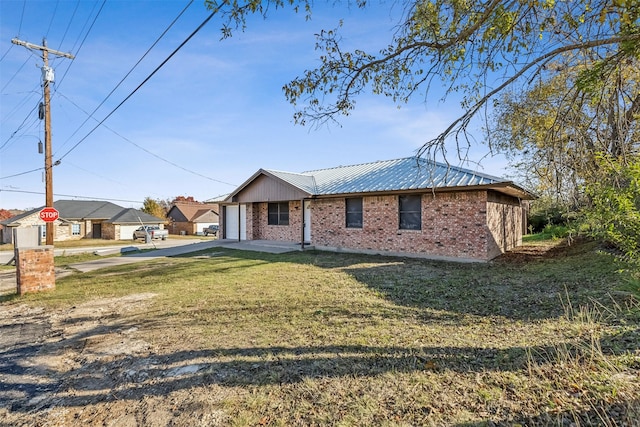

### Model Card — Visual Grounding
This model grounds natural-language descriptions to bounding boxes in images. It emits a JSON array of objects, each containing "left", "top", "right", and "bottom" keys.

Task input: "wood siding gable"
[{"left": 235, "top": 174, "right": 310, "bottom": 203}]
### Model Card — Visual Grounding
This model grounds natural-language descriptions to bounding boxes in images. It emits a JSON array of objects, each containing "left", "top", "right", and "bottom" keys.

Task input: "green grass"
[
  {"left": 3, "top": 241, "right": 639, "bottom": 426},
  {"left": 524, "top": 224, "right": 572, "bottom": 242}
]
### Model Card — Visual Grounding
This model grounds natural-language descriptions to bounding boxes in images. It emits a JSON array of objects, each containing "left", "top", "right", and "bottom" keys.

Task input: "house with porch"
[{"left": 219, "top": 157, "right": 535, "bottom": 262}]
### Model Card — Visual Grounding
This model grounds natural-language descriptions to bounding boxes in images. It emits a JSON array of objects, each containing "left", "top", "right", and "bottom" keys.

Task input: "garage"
[{"left": 119, "top": 225, "right": 140, "bottom": 241}]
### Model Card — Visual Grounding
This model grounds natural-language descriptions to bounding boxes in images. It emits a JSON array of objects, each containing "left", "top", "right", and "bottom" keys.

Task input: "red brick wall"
[
  {"left": 486, "top": 191, "right": 524, "bottom": 259},
  {"left": 241, "top": 190, "right": 525, "bottom": 261},
  {"left": 15, "top": 246, "right": 55, "bottom": 295},
  {"left": 310, "top": 191, "right": 494, "bottom": 260},
  {"left": 254, "top": 201, "right": 302, "bottom": 242}
]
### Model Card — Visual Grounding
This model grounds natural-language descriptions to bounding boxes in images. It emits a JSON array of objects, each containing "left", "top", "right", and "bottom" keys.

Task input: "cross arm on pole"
[{"left": 11, "top": 38, "right": 75, "bottom": 59}]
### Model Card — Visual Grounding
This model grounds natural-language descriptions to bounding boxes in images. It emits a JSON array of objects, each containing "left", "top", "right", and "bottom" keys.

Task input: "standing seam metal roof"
[{"left": 264, "top": 157, "right": 507, "bottom": 196}]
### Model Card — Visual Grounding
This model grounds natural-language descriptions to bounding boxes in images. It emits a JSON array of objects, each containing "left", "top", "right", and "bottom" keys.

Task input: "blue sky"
[{"left": 0, "top": 0, "right": 509, "bottom": 210}]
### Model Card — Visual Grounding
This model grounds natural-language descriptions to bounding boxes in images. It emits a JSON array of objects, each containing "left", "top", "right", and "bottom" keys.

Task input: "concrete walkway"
[{"left": 68, "top": 239, "right": 304, "bottom": 273}]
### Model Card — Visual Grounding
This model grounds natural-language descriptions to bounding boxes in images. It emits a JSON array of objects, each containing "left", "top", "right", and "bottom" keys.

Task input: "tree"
[
  {"left": 0, "top": 209, "right": 13, "bottom": 221},
  {"left": 583, "top": 155, "right": 640, "bottom": 263},
  {"left": 206, "top": 0, "right": 639, "bottom": 159},
  {"left": 171, "top": 196, "right": 198, "bottom": 204},
  {"left": 489, "top": 59, "right": 640, "bottom": 206},
  {"left": 142, "top": 197, "right": 167, "bottom": 220}
]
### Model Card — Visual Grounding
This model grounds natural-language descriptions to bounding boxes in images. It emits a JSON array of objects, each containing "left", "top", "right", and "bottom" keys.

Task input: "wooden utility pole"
[{"left": 11, "top": 38, "right": 74, "bottom": 245}]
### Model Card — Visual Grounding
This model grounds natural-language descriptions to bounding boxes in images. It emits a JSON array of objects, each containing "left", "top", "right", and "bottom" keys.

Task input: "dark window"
[
  {"left": 345, "top": 197, "right": 363, "bottom": 228},
  {"left": 399, "top": 195, "right": 421, "bottom": 230},
  {"left": 268, "top": 202, "right": 289, "bottom": 225}
]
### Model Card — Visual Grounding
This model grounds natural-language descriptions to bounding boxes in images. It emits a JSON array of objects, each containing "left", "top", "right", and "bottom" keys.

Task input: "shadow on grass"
[
  {"left": 175, "top": 244, "right": 634, "bottom": 322},
  {"left": 1, "top": 244, "right": 638, "bottom": 423},
  {"left": 0, "top": 312, "right": 633, "bottom": 414},
  {"left": 1, "top": 311, "right": 638, "bottom": 426}
]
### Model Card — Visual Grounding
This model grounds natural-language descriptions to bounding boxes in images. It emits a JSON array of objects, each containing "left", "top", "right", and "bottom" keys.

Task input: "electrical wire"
[
  {"left": 45, "top": 0, "right": 60, "bottom": 38},
  {"left": 0, "top": 188, "right": 144, "bottom": 204},
  {"left": 56, "top": 10, "right": 216, "bottom": 163},
  {"left": 0, "top": 102, "right": 40, "bottom": 151},
  {"left": 55, "top": 0, "right": 194, "bottom": 155},
  {"left": 1, "top": 55, "right": 32, "bottom": 93},
  {"left": 54, "top": 0, "right": 106, "bottom": 89},
  {"left": 57, "top": 0, "right": 81, "bottom": 49},
  {"left": 57, "top": 91, "right": 237, "bottom": 187},
  {"left": 0, "top": 167, "right": 44, "bottom": 180}
]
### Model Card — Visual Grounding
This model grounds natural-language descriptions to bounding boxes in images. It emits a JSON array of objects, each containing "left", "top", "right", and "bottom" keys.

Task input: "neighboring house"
[
  {"left": 166, "top": 202, "right": 219, "bottom": 235},
  {"left": 103, "top": 208, "right": 167, "bottom": 241},
  {"left": 0, "top": 200, "right": 165, "bottom": 244},
  {"left": 219, "top": 157, "right": 536, "bottom": 262}
]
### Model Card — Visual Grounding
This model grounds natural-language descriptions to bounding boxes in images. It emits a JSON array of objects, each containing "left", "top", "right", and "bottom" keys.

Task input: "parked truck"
[{"left": 132, "top": 226, "right": 168, "bottom": 241}]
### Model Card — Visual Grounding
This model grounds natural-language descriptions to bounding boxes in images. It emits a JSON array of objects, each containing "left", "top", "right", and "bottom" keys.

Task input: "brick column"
[{"left": 15, "top": 246, "right": 55, "bottom": 295}]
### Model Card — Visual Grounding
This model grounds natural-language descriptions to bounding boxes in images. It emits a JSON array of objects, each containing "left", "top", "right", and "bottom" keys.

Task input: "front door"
[{"left": 92, "top": 223, "right": 102, "bottom": 238}]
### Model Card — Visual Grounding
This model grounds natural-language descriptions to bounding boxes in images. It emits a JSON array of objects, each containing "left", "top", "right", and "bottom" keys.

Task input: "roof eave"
[{"left": 310, "top": 182, "right": 537, "bottom": 200}]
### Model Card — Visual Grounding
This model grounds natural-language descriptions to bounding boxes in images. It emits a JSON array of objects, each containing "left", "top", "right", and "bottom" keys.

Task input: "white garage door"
[
  {"left": 120, "top": 225, "right": 140, "bottom": 240},
  {"left": 225, "top": 205, "right": 246, "bottom": 240}
]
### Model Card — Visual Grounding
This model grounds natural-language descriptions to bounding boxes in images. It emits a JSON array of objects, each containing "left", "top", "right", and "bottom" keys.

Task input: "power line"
[
  {"left": 57, "top": 9, "right": 216, "bottom": 162},
  {"left": 0, "top": 188, "right": 144, "bottom": 204},
  {"left": 55, "top": 0, "right": 194, "bottom": 155},
  {"left": 54, "top": 0, "right": 106, "bottom": 89},
  {"left": 57, "top": 0, "right": 81, "bottom": 49},
  {"left": 0, "top": 167, "right": 44, "bottom": 180},
  {"left": 57, "top": 91, "right": 237, "bottom": 187}
]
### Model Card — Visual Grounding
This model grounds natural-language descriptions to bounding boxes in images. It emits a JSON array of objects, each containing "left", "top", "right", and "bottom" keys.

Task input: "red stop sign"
[{"left": 39, "top": 207, "right": 59, "bottom": 222}]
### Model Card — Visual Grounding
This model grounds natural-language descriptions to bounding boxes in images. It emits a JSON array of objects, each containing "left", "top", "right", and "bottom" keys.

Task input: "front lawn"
[{"left": 1, "top": 240, "right": 638, "bottom": 426}]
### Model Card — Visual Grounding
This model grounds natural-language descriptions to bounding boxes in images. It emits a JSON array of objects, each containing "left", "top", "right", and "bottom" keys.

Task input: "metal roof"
[
  {"left": 263, "top": 157, "right": 513, "bottom": 195},
  {"left": 223, "top": 157, "right": 536, "bottom": 202}
]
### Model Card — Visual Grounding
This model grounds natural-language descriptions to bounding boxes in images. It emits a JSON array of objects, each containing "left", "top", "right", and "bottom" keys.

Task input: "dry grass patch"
[{"left": 0, "top": 240, "right": 638, "bottom": 426}]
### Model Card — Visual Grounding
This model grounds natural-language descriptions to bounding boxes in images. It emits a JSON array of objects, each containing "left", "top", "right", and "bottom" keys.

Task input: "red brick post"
[{"left": 15, "top": 246, "right": 55, "bottom": 295}]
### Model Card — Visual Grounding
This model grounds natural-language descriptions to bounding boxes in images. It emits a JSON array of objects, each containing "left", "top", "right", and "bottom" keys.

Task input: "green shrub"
[{"left": 583, "top": 156, "right": 640, "bottom": 264}]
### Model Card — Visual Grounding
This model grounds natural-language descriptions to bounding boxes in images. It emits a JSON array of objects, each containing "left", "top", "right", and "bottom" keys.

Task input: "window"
[
  {"left": 345, "top": 197, "right": 363, "bottom": 228},
  {"left": 399, "top": 195, "right": 421, "bottom": 230},
  {"left": 268, "top": 202, "right": 289, "bottom": 225},
  {"left": 71, "top": 224, "right": 81, "bottom": 236}
]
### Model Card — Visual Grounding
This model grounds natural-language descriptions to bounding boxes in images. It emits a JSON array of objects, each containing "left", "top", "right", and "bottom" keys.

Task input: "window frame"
[
  {"left": 398, "top": 194, "right": 422, "bottom": 230},
  {"left": 345, "top": 197, "right": 363, "bottom": 228},
  {"left": 267, "top": 202, "right": 289, "bottom": 226},
  {"left": 71, "top": 223, "right": 81, "bottom": 236}
]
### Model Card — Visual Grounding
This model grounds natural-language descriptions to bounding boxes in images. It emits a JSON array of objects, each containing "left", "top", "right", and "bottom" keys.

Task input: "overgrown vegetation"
[{"left": 2, "top": 240, "right": 638, "bottom": 425}]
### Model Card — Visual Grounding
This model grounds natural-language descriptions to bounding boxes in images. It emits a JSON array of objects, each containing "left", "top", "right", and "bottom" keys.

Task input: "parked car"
[
  {"left": 203, "top": 224, "right": 219, "bottom": 237},
  {"left": 133, "top": 226, "right": 168, "bottom": 241}
]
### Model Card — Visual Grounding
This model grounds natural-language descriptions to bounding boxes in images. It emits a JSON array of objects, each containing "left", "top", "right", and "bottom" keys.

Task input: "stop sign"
[{"left": 39, "top": 207, "right": 59, "bottom": 222}]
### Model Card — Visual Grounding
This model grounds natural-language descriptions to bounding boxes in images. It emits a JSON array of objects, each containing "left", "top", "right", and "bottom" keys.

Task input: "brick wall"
[
  {"left": 486, "top": 191, "right": 524, "bottom": 259},
  {"left": 310, "top": 191, "right": 495, "bottom": 260},
  {"left": 253, "top": 201, "right": 303, "bottom": 242},
  {"left": 15, "top": 246, "right": 55, "bottom": 295},
  {"left": 235, "top": 190, "right": 525, "bottom": 261},
  {"left": 169, "top": 222, "right": 197, "bottom": 235}
]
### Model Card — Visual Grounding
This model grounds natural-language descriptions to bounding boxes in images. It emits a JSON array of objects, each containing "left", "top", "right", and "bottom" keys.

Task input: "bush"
[
  {"left": 527, "top": 197, "right": 570, "bottom": 233},
  {"left": 583, "top": 156, "right": 640, "bottom": 264}
]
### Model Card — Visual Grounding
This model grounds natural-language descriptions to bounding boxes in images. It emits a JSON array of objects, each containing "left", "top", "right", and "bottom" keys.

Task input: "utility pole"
[{"left": 11, "top": 38, "right": 74, "bottom": 245}]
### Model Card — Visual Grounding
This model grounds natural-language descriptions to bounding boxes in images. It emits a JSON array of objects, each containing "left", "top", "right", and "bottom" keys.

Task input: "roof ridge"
[{"left": 301, "top": 157, "right": 417, "bottom": 174}]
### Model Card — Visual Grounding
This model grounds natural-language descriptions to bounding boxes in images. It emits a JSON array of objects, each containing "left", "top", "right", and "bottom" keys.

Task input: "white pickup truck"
[{"left": 132, "top": 226, "right": 168, "bottom": 241}]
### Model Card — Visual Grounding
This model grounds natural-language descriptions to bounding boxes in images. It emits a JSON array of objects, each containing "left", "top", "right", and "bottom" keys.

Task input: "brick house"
[
  {"left": 219, "top": 157, "right": 536, "bottom": 261},
  {"left": 0, "top": 200, "right": 165, "bottom": 244},
  {"left": 166, "top": 202, "right": 219, "bottom": 235}
]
